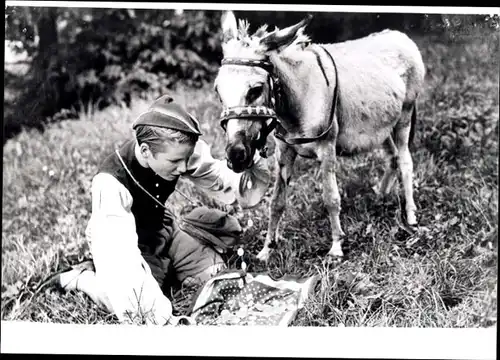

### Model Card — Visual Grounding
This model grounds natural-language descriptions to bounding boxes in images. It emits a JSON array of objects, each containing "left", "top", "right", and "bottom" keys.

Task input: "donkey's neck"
[
  {"left": 270, "top": 52, "right": 304, "bottom": 127},
  {"left": 269, "top": 46, "right": 328, "bottom": 134}
]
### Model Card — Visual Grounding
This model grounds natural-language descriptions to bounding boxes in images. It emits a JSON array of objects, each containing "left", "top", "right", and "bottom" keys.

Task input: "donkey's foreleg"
[
  {"left": 320, "top": 143, "right": 345, "bottom": 258},
  {"left": 256, "top": 143, "right": 297, "bottom": 262},
  {"left": 394, "top": 104, "right": 418, "bottom": 225}
]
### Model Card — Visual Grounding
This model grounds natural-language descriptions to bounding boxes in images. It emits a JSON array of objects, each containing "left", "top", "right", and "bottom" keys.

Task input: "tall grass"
[{"left": 2, "top": 30, "right": 498, "bottom": 327}]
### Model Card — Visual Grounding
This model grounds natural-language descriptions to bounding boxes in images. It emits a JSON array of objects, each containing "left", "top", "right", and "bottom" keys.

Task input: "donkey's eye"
[{"left": 246, "top": 84, "right": 264, "bottom": 103}]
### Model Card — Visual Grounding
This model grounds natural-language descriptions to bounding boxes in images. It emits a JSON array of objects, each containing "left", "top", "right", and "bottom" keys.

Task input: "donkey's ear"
[
  {"left": 259, "top": 14, "right": 313, "bottom": 52},
  {"left": 221, "top": 11, "right": 238, "bottom": 43}
]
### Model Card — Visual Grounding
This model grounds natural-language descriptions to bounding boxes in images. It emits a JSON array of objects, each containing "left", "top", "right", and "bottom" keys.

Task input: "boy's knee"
[{"left": 182, "top": 260, "right": 227, "bottom": 287}]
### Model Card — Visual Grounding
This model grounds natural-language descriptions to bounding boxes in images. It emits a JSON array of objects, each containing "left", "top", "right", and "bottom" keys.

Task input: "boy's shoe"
[{"left": 37, "top": 259, "right": 95, "bottom": 293}]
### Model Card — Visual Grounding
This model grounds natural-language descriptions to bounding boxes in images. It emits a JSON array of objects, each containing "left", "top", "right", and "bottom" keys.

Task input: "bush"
[
  {"left": 56, "top": 9, "right": 223, "bottom": 109},
  {"left": 4, "top": 8, "right": 223, "bottom": 141}
]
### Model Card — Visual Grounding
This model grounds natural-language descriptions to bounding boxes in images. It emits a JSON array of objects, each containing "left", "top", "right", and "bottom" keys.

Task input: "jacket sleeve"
[
  {"left": 183, "top": 139, "right": 271, "bottom": 208},
  {"left": 85, "top": 172, "right": 173, "bottom": 325}
]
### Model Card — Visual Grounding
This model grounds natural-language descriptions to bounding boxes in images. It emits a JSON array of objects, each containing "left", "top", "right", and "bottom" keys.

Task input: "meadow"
[{"left": 2, "top": 29, "right": 498, "bottom": 327}]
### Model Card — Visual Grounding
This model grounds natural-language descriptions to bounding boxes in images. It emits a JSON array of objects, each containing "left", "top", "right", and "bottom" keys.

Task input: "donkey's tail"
[{"left": 409, "top": 103, "right": 417, "bottom": 149}]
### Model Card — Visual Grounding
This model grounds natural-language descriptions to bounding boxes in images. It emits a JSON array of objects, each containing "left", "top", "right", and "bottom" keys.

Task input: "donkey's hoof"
[
  {"left": 406, "top": 213, "right": 417, "bottom": 226},
  {"left": 325, "top": 256, "right": 343, "bottom": 267},
  {"left": 256, "top": 248, "right": 271, "bottom": 262},
  {"left": 327, "top": 242, "right": 344, "bottom": 258}
]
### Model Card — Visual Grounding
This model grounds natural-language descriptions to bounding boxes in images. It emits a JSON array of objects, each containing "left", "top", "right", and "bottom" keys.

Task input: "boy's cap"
[{"left": 132, "top": 95, "right": 202, "bottom": 136}]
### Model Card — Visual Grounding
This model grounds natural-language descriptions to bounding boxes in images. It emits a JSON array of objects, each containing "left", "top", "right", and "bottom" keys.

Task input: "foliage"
[
  {"left": 56, "top": 9, "right": 222, "bottom": 104},
  {"left": 5, "top": 6, "right": 38, "bottom": 56},
  {"left": 4, "top": 7, "right": 223, "bottom": 141},
  {"left": 419, "top": 30, "right": 499, "bottom": 167}
]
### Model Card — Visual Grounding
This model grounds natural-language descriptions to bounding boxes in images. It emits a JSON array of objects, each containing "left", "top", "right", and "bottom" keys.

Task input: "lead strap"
[{"left": 114, "top": 147, "right": 198, "bottom": 214}]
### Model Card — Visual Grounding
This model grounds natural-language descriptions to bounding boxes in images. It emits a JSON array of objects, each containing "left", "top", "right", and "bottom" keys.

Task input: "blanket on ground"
[{"left": 186, "top": 270, "right": 318, "bottom": 326}]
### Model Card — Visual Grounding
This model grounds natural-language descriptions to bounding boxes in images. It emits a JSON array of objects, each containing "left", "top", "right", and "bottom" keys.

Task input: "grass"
[{"left": 2, "top": 29, "right": 498, "bottom": 327}]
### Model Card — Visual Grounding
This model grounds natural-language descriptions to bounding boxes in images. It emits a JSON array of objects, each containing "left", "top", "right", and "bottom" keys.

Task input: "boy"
[{"left": 54, "top": 94, "right": 270, "bottom": 325}]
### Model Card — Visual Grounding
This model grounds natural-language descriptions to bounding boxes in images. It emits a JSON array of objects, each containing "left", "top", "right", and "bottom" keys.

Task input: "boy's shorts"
[
  {"left": 168, "top": 225, "right": 226, "bottom": 285},
  {"left": 139, "top": 222, "right": 226, "bottom": 290}
]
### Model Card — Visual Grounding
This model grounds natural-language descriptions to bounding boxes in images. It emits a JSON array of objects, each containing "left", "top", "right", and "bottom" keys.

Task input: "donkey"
[{"left": 214, "top": 11, "right": 425, "bottom": 262}]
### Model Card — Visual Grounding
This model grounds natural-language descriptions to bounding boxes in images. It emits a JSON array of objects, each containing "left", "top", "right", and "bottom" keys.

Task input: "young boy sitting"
[{"left": 52, "top": 94, "right": 270, "bottom": 325}]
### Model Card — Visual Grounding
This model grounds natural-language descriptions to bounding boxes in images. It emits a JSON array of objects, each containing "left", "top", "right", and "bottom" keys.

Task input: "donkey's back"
[{"left": 321, "top": 29, "right": 426, "bottom": 154}]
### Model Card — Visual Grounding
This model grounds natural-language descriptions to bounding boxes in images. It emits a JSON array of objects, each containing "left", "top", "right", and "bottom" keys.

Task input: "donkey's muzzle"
[{"left": 226, "top": 142, "right": 253, "bottom": 173}]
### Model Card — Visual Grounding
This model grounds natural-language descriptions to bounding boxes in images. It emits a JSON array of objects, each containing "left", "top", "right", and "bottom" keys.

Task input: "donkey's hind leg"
[
  {"left": 373, "top": 136, "right": 399, "bottom": 196},
  {"left": 256, "top": 141, "right": 297, "bottom": 262},
  {"left": 394, "top": 103, "right": 418, "bottom": 225}
]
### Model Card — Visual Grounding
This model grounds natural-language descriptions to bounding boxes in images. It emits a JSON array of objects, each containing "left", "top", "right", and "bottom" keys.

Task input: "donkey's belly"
[
  {"left": 291, "top": 128, "right": 390, "bottom": 159},
  {"left": 336, "top": 128, "right": 391, "bottom": 155}
]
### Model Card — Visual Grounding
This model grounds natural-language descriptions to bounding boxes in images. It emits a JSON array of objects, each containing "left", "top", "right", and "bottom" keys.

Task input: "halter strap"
[
  {"left": 219, "top": 57, "right": 280, "bottom": 158},
  {"left": 114, "top": 146, "right": 199, "bottom": 213},
  {"left": 221, "top": 58, "right": 274, "bottom": 73},
  {"left": 219, "top": 106, "right": 277, "bottom": 123}
]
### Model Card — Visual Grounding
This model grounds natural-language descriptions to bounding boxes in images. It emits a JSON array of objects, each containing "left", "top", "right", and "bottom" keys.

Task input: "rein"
[{"left": 218, "top": 45, "right": 340, "bottom": 148}]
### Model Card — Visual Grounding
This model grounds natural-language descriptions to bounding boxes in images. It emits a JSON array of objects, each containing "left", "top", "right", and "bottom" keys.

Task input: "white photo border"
[{"left": 2, "top": 2, "right": 498, "bottom": 359}]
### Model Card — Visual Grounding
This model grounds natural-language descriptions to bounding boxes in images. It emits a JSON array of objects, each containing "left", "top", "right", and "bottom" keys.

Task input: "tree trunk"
[
  {"left": 34, "top": 7, "right": 59, "bottom": 70},
  {"left": 21, "top": 7, "right": 61, "bottom": 126}
]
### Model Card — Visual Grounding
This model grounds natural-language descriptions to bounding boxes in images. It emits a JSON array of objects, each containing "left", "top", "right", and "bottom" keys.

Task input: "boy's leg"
[
  {"left": 54, "top": 249, "right": 171, "bottom": 311},
  {"left": 140, "top": 252, "right": 172, "bottom": 292},
  {"left": 136, "top": 226, "right": 174, "bottom": 292},
  {"left": 167, "top": 227, "right": 226, "bottom": 286}
]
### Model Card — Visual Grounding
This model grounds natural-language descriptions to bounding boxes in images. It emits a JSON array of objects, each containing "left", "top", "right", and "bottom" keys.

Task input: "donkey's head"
[{"left": 215, "top": 11, "right": 312, "bottom": 173}]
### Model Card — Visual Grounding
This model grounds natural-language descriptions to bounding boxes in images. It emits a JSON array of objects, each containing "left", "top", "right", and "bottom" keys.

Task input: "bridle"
[
  {"left": 218, "top": 57, "right": 281, "bottom": 158},
  {"left": 218, "top": 45, "right": 340, "bottom": 159}
]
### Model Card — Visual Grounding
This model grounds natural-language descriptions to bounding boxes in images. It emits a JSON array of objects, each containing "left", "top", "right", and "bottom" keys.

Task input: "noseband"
[{"left": 218, "top": 46, "right": 339, "bottom": 157}]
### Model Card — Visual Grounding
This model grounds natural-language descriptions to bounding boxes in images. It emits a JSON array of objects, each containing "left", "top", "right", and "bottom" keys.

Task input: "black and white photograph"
[{"left": 2, "top": 2, "right": 498, "bottom": 358}]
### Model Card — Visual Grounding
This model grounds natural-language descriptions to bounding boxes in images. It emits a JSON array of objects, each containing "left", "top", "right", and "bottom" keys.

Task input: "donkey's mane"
[
  {"left": 236, "top": 19, "right": 312, "bottom": 50},
  {"left": 237, "top": 19, "right": 251, "bottom": 40}
]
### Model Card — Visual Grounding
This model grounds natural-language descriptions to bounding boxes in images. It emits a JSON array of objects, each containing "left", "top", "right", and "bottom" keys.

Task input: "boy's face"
[{"left": 144, "top": 141, "right": 195, "bottom": 181}]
